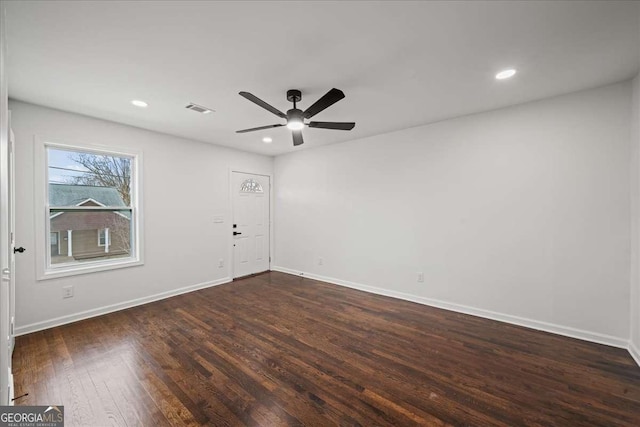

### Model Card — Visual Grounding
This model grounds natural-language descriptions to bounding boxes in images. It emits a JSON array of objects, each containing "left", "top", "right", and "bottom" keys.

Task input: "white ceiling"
[{"left": 6, "top": 1, "right": 640, "bottom": 156}]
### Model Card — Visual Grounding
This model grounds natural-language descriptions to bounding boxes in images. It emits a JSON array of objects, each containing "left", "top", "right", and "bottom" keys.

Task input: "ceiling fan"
[{"left": 236, "top": 88, "right": 355, "bottom": 146}]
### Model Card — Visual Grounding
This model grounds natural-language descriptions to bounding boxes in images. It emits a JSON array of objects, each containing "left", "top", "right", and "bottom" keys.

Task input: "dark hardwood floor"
[{"left": 13, "top": 271, "right": 640, "bottom": 426}]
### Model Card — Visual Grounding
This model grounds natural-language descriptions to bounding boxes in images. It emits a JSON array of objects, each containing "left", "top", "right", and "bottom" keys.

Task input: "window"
[
  {"left": 50, "top": 232, "right": 59, "bottom": 256},
  {"left": 97, "top": 229, "right": 107, "bottom": 247},
  {"left": 240, "top": 178, "right": 263, "bottom": 193},
  {"left": 36, "top": 139, "right": 143, "bottom": 279}
]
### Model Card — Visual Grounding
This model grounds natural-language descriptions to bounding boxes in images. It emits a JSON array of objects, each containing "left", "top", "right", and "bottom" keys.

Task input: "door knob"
[
  {"left": 13, "top": 247, "right": 25, "bottom": 254},
  {"left": 233, "top": 232, "right": 242, "bottom": 236}
]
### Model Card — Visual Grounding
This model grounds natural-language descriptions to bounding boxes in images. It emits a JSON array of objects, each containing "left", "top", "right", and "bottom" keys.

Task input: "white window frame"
[{"left": 34, "top": 136, "right": 144, "bottom": 280}]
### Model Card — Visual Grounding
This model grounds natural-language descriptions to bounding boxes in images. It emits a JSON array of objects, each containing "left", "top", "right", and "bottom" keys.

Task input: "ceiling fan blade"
[
  {"left": 236, "top": 124, "right": 284, "bottom": 133},
  {"left": 308, "top": 121, "right": 355, "bottom": 131},
  {"left": 303, "top": 88, "right": 345, "bottom": 119},
  {"left": 239, "top": 92, "right": 287, "bottom": 118},
  {"left": 292, "top": 131, "right": 304, "bottom": 146}
]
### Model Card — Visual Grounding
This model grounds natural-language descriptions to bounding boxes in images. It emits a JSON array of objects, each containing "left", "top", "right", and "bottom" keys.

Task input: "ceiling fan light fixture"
[
  {"left": 287, "top": 119, "right": 304, "bottom": 131},
  {"left": 286, "top": 108, "right": 304, "bottom": 130}
]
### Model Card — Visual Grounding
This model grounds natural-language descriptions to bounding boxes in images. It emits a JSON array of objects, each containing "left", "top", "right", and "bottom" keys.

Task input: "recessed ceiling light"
[
  {"left": 131, "top": 99, "right": 148, "bottom": 108},
  {"left": 495, "top": 69, "right": 517, "bottom": 80},
  {"left": 262, "top": 137, "right": 273, "bottom": 143}
]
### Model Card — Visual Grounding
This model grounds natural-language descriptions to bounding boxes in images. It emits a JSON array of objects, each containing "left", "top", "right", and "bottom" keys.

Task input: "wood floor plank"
[{"left": 12, "top": 271, "right": 640, "bottom": 426}]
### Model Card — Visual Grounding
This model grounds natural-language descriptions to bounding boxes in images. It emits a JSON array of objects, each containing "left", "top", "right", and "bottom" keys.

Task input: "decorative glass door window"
[{"left": 240, "top": 178, "right": 263, "bottom": 193}]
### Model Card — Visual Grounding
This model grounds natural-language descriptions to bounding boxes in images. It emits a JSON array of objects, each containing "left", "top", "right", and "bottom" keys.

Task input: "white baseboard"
[
  {"left": 629, "top": 341, "right": 640, "bottom": 367},
  {"left": 271, "top": 266, "right": 629, "bottom": 349},
  {"left": 15, "top": 277, "right": 232, "bottom": 336}
]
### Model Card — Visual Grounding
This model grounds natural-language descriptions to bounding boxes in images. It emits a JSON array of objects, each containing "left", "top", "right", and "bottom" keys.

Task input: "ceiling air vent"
[{"left": 185, "top": 103, "right": 214, "bottom": 114}]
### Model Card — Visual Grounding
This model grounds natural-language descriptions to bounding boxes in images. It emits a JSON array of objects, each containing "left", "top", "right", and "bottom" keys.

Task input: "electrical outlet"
[
  {"left": 417, "top": 272, "right": 424, "bottom": 283},
  {"left": 218, "top": 258, "right": 224, "bottom": 268},
  {"left": 318, "top": 257, "right": 324, "bottom": 266},
  {"left": 62, "top": 285, "right": 74, "bottom": 299}
]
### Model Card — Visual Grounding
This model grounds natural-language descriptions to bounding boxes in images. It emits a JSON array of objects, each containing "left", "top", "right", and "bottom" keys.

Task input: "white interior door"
[
  {"left": 0, "top": 115, "right": 15, "bottom": 405},
  {"left": 232, "top": 172, "right": 270, "bottom": 278}
]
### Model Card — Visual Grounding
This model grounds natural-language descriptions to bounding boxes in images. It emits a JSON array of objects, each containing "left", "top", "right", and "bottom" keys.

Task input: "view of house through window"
[{"left": 47, "top": 146, "right": 134, "bottom": 267}]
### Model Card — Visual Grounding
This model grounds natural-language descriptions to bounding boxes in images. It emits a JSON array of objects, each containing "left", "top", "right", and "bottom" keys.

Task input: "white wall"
[
  {"left": 631, "top": 74, "right": 640, "bottom": 360},
  {"left": 10, "top": 100, "right": 273, "bottom": 333},
  {"left": 274, "top": 82, "right": 632, "bottom": 345}
]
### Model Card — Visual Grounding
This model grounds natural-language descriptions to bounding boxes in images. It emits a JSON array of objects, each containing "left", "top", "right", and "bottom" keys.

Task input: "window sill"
[{"left": 37, "top": 257, "right": 144, "bottom": 281}]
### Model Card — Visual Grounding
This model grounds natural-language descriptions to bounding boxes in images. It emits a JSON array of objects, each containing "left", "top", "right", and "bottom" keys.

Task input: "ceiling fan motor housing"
[{"left": 286, "top": 108, "right": 304, "bottom": 123}]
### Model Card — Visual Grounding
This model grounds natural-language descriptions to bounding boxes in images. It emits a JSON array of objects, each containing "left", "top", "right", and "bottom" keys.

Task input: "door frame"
[
  {"left": 228, "top": 169, "right": 273, "bottom": 279},
  {"left": 7, "top": 119, "right": 14, "bottom": 356},
  {"left": 0, "top": 0, "right": 13, "bottom": 405}
]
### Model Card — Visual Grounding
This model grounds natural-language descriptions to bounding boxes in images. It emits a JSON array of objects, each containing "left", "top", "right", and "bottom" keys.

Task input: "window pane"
[
  {"left": 49, "top": 209, "right": 131, "bottom": 265},
  {"left": 98, "top": 229, "right": 106, "bottom": 246},
  {"left": 240, "top": 178, "right": 263, "bottom": 193},
  {"left": 48, "top": 148, "right": 131, "bottom": 207}
]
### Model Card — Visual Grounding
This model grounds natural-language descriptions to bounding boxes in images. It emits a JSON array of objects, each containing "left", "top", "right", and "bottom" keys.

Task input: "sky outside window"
[{"left": 48, "top": 148, "right": 90, "bottom": 184}]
